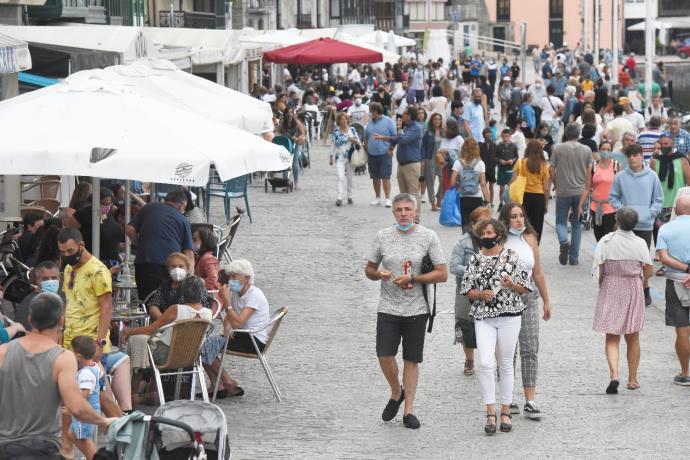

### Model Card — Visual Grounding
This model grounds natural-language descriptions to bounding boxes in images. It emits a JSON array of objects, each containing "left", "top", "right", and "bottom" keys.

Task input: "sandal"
[
  {"left": 627, "top": 382, "right": 640, "bottom": 390},
  {"left": 464, "top": 360, "right": 475, "bottom": 376},
  {"left": 606, "top": 379, "right": 619, "bottom": 394},
  {"left": 484, "top": 413, "right": 497, "bottom": 435},
  {"left": 499, "top": 412, "right": 512, "bottom": 432},
  {"left": 656, "top": 266, "right": 667, "bottom": 277}
]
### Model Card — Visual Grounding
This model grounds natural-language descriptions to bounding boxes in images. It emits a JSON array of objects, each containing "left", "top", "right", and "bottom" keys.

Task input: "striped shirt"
[{"left": 637, "top": 129, "right": 662, "bottom": 164}]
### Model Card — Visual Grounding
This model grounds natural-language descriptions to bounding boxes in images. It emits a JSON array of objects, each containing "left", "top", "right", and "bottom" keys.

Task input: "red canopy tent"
[{"left": 262, "top": 38, "right": 383, "bottom": 65}]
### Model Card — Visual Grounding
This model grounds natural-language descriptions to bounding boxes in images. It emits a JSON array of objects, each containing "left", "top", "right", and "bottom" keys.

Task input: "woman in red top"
[
  {"left": 579, "top": 141, "right": 617, "bottom": 241},
  {"left": 193, "top": 227, "right": 220, "bottom": 290}
]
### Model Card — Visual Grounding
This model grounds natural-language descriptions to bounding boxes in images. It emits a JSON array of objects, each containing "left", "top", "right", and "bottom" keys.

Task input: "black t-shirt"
[
  {"left": 496, "top": 142, "right": 518, "bottom": 172},
  {"left": 371, "top": 92, "right": 392, "bottom": 114},
  {"left": 480, "top": 140, "right": 498, "bottom": 170},
  {"left": 510, "top": 65, "right": 520, "bottom": 80},
  {"left": 578, "top": 138, "right": 598, "bottom": 153},
  {"left": 593, "top": 88, "right": 608, "bottom": 112},
  {"left": 17, "top": 231, "right": 37, "bottom": 265},
  {"left": 74, "top": 206, "right": 124, "bottom": 265}
]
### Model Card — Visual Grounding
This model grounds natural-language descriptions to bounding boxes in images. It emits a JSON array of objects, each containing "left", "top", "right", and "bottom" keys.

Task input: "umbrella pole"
[
  {"left": 123, "top": 180, "right": 133, "bottom": 306},
  {"left": 91, "top": 177, "right": 100, "bottom": 261}
]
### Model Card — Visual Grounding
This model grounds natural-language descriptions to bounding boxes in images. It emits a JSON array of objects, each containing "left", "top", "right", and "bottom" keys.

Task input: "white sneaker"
[
  {"left": 370, "top": 198, "right": 381, "bottom": 206},
  {"left": 385, "top": 198, "right": 392, "bottom": 208},
  {"left": 421, "top": 196, "right": 427, "bottom": 203}
]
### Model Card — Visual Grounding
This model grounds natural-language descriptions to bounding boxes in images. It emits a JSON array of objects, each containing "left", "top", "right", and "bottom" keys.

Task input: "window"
[
  {"left": 496, "top": 0, "right": 510, "bottom": 21},
  {"left": 408, "top": 2, "right": 425, "bottom": 21},
  {"left": 432, "top": 2, "right": 445, "bottom": 21},
  {"left": 330, "top": 0, "right": 340, "bottom": 19},
  {"left": 549, "top": 0, "right": 563, "bottom": 18},
  {"left": 659, "top": 0, "right": 690, "bottom": 17}
]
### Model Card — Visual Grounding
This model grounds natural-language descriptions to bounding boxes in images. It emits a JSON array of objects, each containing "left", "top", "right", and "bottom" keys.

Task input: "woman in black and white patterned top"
[{"left": 460, "top": 218, "right": 533, "bottom": 435}]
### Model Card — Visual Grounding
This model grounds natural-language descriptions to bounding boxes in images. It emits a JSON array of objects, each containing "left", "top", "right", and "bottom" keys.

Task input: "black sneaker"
[
  {"left": 335, "top": 199, "right": 342, "bottom": 207},
  {"left": 403, "top": 413, "right": 421, "bottom": 429},
  {"left": 509, "top": 402, "right": 520, "bottom": 414},
  {"left": 381, "top": 388, "right": 405, "bottom": 422},
  {"left": 523, "top": 401, "right": 542, "bottom": 420},
  {"left": 559, "top": 243, "right": 570, "bottom": 265},
  {"left": 347, "top": 198, "right": 353, "bottom": 205},
  {"left": 644, "top": 287, "right": 652, "bottom": 307}
]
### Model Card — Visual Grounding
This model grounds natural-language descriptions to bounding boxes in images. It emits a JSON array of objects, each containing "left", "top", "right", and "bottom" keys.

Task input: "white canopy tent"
[
  {"left": 108, "top": 60, "right": 274, "bottom": 135},
  {"left": 360, "top": 30, "right": 415, "bottom": 49}
]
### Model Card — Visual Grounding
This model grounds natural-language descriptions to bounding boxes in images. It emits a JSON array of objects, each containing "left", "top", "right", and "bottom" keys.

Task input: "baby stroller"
[
  {"left": 96, "top": 401, "right": 230, "bottom": 460},
  {"left": 265, "top": 135, "right": 294, "bottom": 193},
  {"left": 352, "top": 123, "right": 367, "bottom": 175}
]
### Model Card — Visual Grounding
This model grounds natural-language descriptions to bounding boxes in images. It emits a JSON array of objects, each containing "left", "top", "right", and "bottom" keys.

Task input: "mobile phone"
[{"left": 218, "top": 271, "right": 229, "bottom": 285}]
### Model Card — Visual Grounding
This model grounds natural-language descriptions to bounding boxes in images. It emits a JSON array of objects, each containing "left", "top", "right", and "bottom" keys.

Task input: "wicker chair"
[
  {"left": 19, "top": 206, "right": 54, "bottom": 220},
  {"left": 26, "top": 198, "right": 61, "bottom": 215},
  {"left": 147, "top": 318, "right": 211, "bottom": 405},
  {"left": 213, "top": 307, "right": 288, "bottom": 402}
]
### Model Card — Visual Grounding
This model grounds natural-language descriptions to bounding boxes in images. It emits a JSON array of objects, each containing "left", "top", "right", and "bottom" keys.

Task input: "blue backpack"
[{"left": 458, "top": 159, "right": 480, "bottom": 196}]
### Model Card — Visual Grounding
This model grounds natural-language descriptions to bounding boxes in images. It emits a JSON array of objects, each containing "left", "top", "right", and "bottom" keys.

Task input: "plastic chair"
[
  {"left": 204, "top": 175, "right": 252, "bottom": 224},
  {"left": 212, "top": 307, "right": 288, "bottom": 402},
  {"left": 216, "top": 209, "right": 242, "bottom": 264},
  {"left": 272, "top": 135, "right": 293, "bottom": 154},
  {"left": 147, "top": 318, "right": 212, "bottom": 405}
]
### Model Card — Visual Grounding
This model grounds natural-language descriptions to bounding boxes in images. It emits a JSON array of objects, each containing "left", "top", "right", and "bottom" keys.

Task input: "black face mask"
[
  {"left": 480, "top": 237, "right": 498, "bottom": 249},
  {"left": 61, "top": 248, "right": 82, "bottom": 267},
  {"left": 473, "top": 99, "right": 482, "bottom": 105}
]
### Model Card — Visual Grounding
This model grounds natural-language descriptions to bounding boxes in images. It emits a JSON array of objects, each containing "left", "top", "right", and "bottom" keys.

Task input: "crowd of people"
[{"left": 0, "top": 185, "right": 272, "bottom": 458}]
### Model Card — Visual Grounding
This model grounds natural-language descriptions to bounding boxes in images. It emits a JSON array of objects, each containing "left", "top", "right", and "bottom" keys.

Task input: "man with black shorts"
[
  {"left": 364, "top": 102, "right": 397, "bottom": 208},
  {"left": 480, "top": 128, "right": 498, "bottom": 207},
  {"left": 656, "top": 195, "right": 690, "bottom": 386},
  {"left": 365, "top": 193, "right": 447, "bottom": 429}
]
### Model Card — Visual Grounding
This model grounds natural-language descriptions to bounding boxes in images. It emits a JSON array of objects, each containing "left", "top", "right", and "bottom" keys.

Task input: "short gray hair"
[
  {"left": 564, "top": 123, "right": 581, "bottom": 141},
  {"left": 615, "top": 207, "right": 639, "bottom": 231},
  {"left": 224, "top": 259, "right": 255, "bottom": 284},
  {"left": 180, "top": 276, "right": 206, "bottom": 304},
  {"left": 392, "top": 193, "right": 417, "bottom": 210}
]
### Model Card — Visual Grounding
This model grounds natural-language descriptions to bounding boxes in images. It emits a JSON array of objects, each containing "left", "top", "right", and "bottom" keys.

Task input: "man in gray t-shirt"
[
  {"left": 549, "top": 123, "right": 593, "bottom": 266},
  {"left": 365, "top": 193, "right": 447, "bottom": 430}
]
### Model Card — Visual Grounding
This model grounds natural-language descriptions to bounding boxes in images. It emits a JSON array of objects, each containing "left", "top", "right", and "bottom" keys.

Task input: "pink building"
[{"left": 481, "top": 0, "right": 621, "bottom": 50}]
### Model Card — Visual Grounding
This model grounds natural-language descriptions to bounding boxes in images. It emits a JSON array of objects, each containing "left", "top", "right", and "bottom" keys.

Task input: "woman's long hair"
[
  {"left": 524, "top": 139, "right": 546, "bottom": 174},
  {"left": 460, "top": 137, "right": 481, "bottom": 164},
  {"left": 498, "top": 202, "right": 538, "bottom": 239}
]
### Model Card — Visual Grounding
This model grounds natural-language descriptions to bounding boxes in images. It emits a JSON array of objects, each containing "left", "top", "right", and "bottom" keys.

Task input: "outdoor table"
[{"left": 111, "top": 308, "right": 149, "bottom": 349}]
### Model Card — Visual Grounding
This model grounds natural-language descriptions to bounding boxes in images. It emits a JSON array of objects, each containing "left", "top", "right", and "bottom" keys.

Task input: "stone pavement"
[{"left": 206, "top": 141, "right": 688, "bottom": 459}]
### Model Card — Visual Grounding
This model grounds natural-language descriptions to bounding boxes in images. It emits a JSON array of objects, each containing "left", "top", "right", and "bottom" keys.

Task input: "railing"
[
  {"left": 375, "top": 17, "right": 394, "bottom": 32},
  {"left": 159, "top": 10, "right": 217, "bottom": 28},
  {"left": 63, "top": 0, "right": 103, "bottom": 6},
  {"left": 104, "top": 0, "right": 130, "bottom": 24}
]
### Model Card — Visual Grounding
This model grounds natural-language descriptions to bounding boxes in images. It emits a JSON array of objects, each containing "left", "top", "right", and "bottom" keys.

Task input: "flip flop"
[
  {"left": 656, "top": 266, "right": 667, "bottom": 277},
  {"left": 627, "top": 382, "right": 640, "bottom": 390},
  {"left": 606, "top": 379, "right": 619, "bottom": 394}
]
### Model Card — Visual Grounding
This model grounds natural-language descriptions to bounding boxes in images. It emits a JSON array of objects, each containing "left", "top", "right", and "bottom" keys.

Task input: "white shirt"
[
  {"left": 644, "top": 104, "right": 668, "bottom": 128},
  {"left": 607, "top": 116, "right": 634, "bottom": 147},
  {"left": 623, "top": 111, "right": 645, "bottom": 135},
  {"left": 441, "top": 136, "right": 464, "bottom": 163},
  {"left": 231, "top": 285, "right": 271, "bottom": 344},
  {"left": 410, "top": 68, "right": 426, "bottom": 91},
  {"left": 347, "top": 104, "right": 369, "bottom": 127},
  {"left": 511, "top": 131, "right": 527, "bottom": 158},
  {"left": 348, "top": 68, "right": 360, "bottom": 83},
  {"left": 392, "top": 87, "right": 407, "bottom": 115},
  {"left": 540, "top": 95, "right": 564, "bottom": 121}
]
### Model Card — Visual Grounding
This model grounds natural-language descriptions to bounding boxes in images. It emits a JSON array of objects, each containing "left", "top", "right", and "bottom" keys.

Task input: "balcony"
[
  {"left": 295, "top": 13, "right": 312, "bottom": 28},
  {"left": 104, "top": 0, "right": 129, "bottom": 25},
  {"left": 28, "top": 0, "right": 107, "bottom": 23},
  {"left": 159, "top": 10, "right": 220, "bottom": 29},
  {"left": 247, "top": 0, "right": 271, "bottom": 14}
]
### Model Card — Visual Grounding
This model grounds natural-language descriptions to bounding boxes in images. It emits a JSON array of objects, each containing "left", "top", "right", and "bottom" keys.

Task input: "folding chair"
[
  {"left": 216, "top": 210, "right": 243, "bottom": 264},
  {"left": 147, "top": 318, "right": 211, "bottom": 405},
  {"left": 213, "top": 307, "right": 288, "bottom": 402}
]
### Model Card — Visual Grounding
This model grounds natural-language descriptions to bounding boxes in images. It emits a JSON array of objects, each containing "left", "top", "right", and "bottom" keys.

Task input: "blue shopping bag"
[{"left": 439, "top": 188, "right": 462, "bottom": 227}]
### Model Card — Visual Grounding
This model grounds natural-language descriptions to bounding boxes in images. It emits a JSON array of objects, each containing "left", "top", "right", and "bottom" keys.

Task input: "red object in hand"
[{"left": 402, "top": 261, "right": 413, "bottom": 290}]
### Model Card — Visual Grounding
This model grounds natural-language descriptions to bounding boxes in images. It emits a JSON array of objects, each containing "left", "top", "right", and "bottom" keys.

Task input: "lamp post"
[
  {"left": 644, "top": 0, "right": 656, "bottom": 108},
  {"left": 612, "top": 0, "right": 618, "bottom": 85}
]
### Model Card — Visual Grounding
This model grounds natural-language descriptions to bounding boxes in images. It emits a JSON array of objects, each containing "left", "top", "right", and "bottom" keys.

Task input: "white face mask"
[{"left": 169, "top": 267, "right": 187, "bottom": 282}]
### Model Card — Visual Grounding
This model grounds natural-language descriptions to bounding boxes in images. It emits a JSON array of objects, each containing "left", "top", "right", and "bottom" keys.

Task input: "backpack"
[{"left": 458, "top": 159, "right": 480, "bottom": 196}]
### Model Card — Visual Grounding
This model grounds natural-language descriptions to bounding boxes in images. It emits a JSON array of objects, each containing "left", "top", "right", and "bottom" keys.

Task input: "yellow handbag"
[{"left": 509, "top": 159, "right": 527, "bottom": 205}]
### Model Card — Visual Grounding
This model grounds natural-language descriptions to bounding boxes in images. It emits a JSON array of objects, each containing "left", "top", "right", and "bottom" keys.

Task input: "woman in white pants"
[
  {"left": 330, "top": 112, "right": 359, "bottom": 206},
  {"left": 460, "top": 218, "right": 533, "bottom": 435}
]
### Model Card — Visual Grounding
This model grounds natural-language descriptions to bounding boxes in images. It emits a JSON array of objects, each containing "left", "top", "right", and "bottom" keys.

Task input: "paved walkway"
[{"left": 207, "top": 141, "right": 687, "bottom": 458}]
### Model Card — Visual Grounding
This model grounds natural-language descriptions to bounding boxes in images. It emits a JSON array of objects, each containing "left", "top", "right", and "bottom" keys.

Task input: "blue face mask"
[
  {"left": 599, "top": 150, "right": 612, "bottom": 160},
  {"left": 229, "top": 280, "right": 243, "bottom": 292},
  {"left": 396, "top": 223, "right": 415, "bottom": 232},
  {"left": 40, "top": 279, "right": 60, "bottom": 294},
  {"left": 509, "top": 226, "right": 525, "bottom": 236}
]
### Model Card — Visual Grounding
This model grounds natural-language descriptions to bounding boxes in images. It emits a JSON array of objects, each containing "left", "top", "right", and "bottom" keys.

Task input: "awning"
[
  {"left": 18, "top": 72, "right": 58, "bottom": 87},
  {"left": 628, "top": 17, "right": 690, "bottom": 31},
  {"left": 0, "top": 25, "right": 150, "bottom": 63},
  {"left": 0, "top": 32, "right": 31, "bottom": 74},
  {"left": 264, "top": 38, "right": 383, "bottom": 64}
]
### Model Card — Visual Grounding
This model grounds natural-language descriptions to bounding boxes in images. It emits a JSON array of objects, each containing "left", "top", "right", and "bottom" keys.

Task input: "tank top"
[
  {"left": 591, "top": 162, "right": 616, "bottom": 215},
  {"left": 0, "top": 341, "right": 64, "bottom": 448},
  {"left": 654, "top": 158, "right": 686, "bottom": 208},
  {"left": 160, "top": 304, "right": 212, "bottom": 347},
  {"left": 505, "top": 233, "right": 535, "bottom": 277}
]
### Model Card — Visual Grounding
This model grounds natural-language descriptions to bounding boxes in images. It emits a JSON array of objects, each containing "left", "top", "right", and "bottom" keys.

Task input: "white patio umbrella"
[
  {"left": 360, "top": 30, "right": 416, "bottom": 49},
  {"left": 108, "top": 60, "right": 275, "bottom": 135},
  {"left": 0, "top": 69, "right": 290, "bottom": 185},
  {"left": 0, "top": 70, "right": 291, "bottom": 262}
]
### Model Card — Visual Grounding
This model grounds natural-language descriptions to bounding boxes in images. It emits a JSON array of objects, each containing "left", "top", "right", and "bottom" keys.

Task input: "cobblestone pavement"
[{"left": 205, "top": 140, "right": 687, "bottom": 459}]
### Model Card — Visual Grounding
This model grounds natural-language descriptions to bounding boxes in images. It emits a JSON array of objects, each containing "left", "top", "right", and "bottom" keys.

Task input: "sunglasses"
[{"left": 68, "top": 270, "right": 77, "bottom": 290}]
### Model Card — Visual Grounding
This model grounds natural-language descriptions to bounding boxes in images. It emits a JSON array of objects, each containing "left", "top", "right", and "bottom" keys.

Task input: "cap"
[
  {"left": 618, "top": 96, "right": 630, "bottom": 105},
  {"left": 503, "top": 76, "right": 511, "bottom": 81}
]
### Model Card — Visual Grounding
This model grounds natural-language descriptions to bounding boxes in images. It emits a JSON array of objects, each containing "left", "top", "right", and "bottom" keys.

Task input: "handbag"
[
  {"left": 421, "top": 254, "right": 437, "bottom": 333},
  {"left": 509, "top": 159, "right": 527, "bottom": 204},
  {"left": 351, "top": 145, "right": 367, "bottom": 167},
  {"left": 439, "top": 188, "right": 462, "bottom": 227}
]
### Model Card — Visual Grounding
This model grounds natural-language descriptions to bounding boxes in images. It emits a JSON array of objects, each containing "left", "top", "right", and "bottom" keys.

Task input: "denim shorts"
[
  {"left": 368, "top": 154, "right": 393, "bottom": 180},
  {"left": 71, "top": 418, "right": 95, "bottom": 440},
  {"left": 101, "top": 351, "right": 128, "bottom": 374}
]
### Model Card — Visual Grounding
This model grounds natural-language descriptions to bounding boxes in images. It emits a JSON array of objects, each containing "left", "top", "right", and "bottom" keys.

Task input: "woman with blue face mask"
[
  {"left": 579, "top": 141, "right": 618, "bottom": 241},
  {"left": 500, "top": 203, "right": 552, "bottom": 422}
]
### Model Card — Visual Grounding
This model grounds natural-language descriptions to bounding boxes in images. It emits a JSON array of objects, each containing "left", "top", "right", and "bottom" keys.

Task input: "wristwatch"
[{"left": 97, "top": 338, "right": 107, "bottom": 348}]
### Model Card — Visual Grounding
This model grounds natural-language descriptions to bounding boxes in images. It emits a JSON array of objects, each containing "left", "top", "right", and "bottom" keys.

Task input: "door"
[{"left": 493, "top": 26, "right": 506, "bottom": 53}]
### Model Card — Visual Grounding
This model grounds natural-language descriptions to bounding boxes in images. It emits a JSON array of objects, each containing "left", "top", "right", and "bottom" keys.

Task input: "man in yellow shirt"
[{"left": 58, "top": 228, "right": 112, "bottom": 357}]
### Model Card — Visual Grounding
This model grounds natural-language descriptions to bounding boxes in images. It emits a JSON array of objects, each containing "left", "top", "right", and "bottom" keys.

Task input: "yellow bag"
[{"left": 509, "top": 159, "right": 527, "bottom": 205}]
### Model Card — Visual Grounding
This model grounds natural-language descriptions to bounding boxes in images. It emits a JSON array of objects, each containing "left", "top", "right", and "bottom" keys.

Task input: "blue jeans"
[{"left": 555, "top": 195, "right": 582, "bottom": 262}]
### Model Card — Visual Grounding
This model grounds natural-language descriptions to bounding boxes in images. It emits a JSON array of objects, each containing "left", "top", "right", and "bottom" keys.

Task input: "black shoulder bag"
[{"left": 421, "top": 254, "right": 437, "bottom": 333}]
